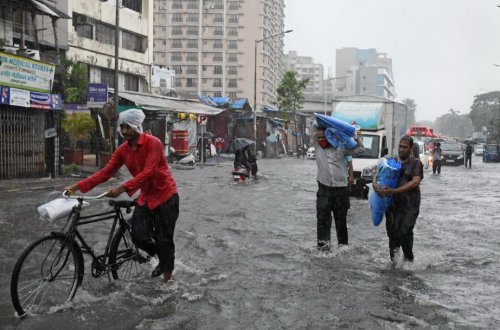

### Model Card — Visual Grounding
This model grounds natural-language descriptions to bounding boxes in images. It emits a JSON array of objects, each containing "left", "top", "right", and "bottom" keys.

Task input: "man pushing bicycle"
[{"left": 64, "top": 109, "right": 179, "bottom": 283}]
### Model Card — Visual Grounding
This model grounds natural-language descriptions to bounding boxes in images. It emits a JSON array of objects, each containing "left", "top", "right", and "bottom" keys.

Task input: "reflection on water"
[{"left": 0, "top": 157, "right": 499, "bottom": 329}]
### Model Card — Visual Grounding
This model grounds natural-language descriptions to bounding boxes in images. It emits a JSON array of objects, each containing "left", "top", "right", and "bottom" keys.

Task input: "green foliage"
[
  {"left": 434, "top": 108, "right": 473, "bottom": 140},
  {"left": 274, "top": 71, "right": 309, "bottom": 120},
  {"left": 402, "top": 98, "right": 417, "bottom": 126},
  {"left": 62, "top": 112, "right": 95, "bottom": 148},
  {"left": 469, "top": 91, "right": 500, "bottom": 132},
  {"left": 489, "top": 117, "right": 500, "bottom": 142},
  {"left": 61, "top": 56, "right": 88, "bottom": 104}
]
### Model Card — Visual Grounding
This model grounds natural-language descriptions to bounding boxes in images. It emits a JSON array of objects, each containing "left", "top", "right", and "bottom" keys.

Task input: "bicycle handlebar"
[{"left": 62, "top": 190, "right": 108, "bottom": 200}]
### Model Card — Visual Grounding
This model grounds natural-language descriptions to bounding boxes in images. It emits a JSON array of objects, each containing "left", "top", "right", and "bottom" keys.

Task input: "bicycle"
[{"left": 10, "top": 191, "right": 151, "bottom": 318}]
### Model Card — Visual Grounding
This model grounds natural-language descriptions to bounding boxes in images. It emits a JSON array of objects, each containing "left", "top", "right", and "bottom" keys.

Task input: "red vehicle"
[{"left": 405, "top": 125, "right": 435, "bottom": 138}]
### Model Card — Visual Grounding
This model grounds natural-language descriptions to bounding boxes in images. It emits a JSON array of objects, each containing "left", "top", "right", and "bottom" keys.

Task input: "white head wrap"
[{"left": 117, "top": 109, "right": 145, "bottom": 136}]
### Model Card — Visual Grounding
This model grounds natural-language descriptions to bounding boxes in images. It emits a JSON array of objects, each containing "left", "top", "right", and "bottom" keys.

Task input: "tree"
[
  {"left": 469, "top": 91, "right": 500, "bottom": 132},
  {"left": 275, "top": 71, "right": 309, "bottom": 156},
  {"left": 434, "top": 108, "right": 473, "bottom": 139},
  {"left": 61, "top": 56, "right": 88, "bottom": 104},
  {"left": 402, "top": 98, "right": 417, "bottom": 126}
]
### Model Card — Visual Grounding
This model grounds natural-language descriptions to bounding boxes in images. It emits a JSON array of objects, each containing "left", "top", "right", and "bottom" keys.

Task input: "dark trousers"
[
  {"left": 465, "top": 155, "right": 472, "bottom": 168},
  {"left": 316, "top": 183, "right": 349, "bottom": 245},
  {"left": 131, "top": 194, "right": 179, "bottom": 272},
  {"left": 432, "top": 159, "right": 441, "bottom": 174},
  {"left": 385, "top": 206, "right": 419, "bottom": 261}
]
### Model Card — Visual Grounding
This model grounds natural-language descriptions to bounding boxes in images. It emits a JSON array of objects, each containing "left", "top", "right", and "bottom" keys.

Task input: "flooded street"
[{"left": 1, "top": 156, "right": 499, "bottom": 329}]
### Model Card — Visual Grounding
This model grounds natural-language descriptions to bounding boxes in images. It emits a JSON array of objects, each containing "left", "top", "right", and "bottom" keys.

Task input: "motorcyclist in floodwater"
[{"left": 373, "top": 136, "right": 423, "bottom": 264}]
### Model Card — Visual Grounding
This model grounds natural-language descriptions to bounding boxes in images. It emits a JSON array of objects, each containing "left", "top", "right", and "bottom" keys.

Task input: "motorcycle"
[{"left": 232, "top": 165, "right": 250, "bottom": 183}]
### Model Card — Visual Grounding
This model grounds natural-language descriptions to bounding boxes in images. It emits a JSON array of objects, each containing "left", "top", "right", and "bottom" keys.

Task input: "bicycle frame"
[{"left": 60, "top": 192, "right": 134, "bottom": 277}]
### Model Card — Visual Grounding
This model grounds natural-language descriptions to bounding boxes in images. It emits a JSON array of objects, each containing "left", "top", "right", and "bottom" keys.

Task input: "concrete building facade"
[
  {"left": 152, "top": 0, "right": 286, "bottom": 110},
  {"left": 285, "top": 50, "right": 324, "bottom": 99},
  {"left": 68, "top": 0, "right": 154, "bottom": 93},
  {"left": 334, "top": 47, "right": 395, "bottom": 100}
]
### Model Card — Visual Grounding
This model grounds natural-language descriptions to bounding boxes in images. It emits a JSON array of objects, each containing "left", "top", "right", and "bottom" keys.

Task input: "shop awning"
[{"left": 118, "top": 91, "right": 225, "bottom": 115}]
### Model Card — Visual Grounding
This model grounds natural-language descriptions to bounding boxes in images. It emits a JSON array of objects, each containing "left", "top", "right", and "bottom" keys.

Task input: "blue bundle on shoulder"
[
  {"left": 315, "top": 113, "right": 360, "bottom": 150},
  {"left": 368, "top": 157, "right": 401, "bottom": 226}
]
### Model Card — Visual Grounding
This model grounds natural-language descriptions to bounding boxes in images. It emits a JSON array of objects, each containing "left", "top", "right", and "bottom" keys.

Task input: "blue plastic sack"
[
  {"left": 315, "top": 113, "right": 359, "bottom": 137},
  {"left": 368, "top": 158, "right": 401, "bottom": 226},
  {"left": 324, "top": 127, "right": 358, "bottom": 150}
]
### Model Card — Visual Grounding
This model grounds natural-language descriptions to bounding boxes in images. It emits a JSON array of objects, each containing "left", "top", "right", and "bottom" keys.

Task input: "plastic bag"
[
  {"left": 37, "top": 198, "right": 88, "bottom": 222},
  {"left": 368, "top": 158, "right": 401, "bottom": 226},
  {"left": 325, "top": 127, "right": 358, "bottom": 150}
]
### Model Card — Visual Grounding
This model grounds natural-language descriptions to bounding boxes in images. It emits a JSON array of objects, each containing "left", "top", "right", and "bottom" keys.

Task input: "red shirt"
[{"left": 77, "top": 133, "right": 178, "bottom": 210}]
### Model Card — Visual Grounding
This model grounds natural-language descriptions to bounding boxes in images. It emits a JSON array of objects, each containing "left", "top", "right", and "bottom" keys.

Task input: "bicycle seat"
[{"left": 109, "top": 200, "right": 136, "bottom": 208}]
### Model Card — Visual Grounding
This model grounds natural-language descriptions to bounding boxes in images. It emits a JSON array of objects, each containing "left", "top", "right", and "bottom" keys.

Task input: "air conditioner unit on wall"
[{"left": 76, "top": 16, "right": 95, "bottom": 26}]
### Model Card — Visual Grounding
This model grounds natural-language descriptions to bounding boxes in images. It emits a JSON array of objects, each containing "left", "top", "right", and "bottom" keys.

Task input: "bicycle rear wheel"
[
  {"left": 11, "top": 235, "right": 82, "bottom": 317},
  {"left": 109, "top": 226, "right": 150, "bottom": 280}
]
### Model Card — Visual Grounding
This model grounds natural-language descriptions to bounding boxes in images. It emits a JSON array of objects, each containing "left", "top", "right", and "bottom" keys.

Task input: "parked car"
[
  {"left": 483, "top": 144, "right": 500, "bottom": 163},
  {"left": 474, "top": 143, "right": 485, "bottom": 156},
  {"left": 306, "top": 146, "right": 316, "bottom": 159},
  {"left": 441, "top": 142, "right": 464, "bottom": 166}
]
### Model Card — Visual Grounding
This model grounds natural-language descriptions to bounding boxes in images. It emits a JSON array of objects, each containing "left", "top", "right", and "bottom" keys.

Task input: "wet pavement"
[{"left": 0, "top": 155, "right": 499, "bottom": 329}]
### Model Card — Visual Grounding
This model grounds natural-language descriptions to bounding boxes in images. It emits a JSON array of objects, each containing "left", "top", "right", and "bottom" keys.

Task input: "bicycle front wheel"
[
  {"left": 11, "top": 235, "right": 82, "bottom": 318},
  {"left": 109, "top": 226, "right": 150, "bottom": 280}
]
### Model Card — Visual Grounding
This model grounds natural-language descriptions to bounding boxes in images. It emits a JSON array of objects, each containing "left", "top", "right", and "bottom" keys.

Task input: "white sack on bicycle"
[{"left": 37, "top": 198, "right": 88, "bottom": 222}]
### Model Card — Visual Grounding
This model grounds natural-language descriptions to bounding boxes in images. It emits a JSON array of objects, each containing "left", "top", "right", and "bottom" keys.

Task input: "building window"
[
  {"left": 214, "top": 26, "right": 223, "bottom": 36},
  {"left": 186, "top": 78, "right": 197, "bottom": 87},
  {"left": 72, "top": 13, "right": 94, "bottom": 39},
  {"left": 122, "top": 30, "right": 145, "bottom": 52},
  {"left": 171, "top": 39, "right": 182, "bottom": 48},
  {"left": 122, "top": 0, "right": 142, "bottom": 13},
  {"left": 187, "top": 13, "right": 198, "bottom": 22},
  {"left": 172, "top": 13, "right": 182, "bottom": 22},
  {"left": 213, "top": 13, "right": 223, "bottom": 23},
  {"left": 228, "top": 79, "right": 237, "bottom": 88},
  {"left": 187, "top": 65, "right": 197, "bottom": 74},
  {"left": 213, "top": 65, "right": 222, "bottom": 74},
  {"left": 213, "top": 52, "right": 223, "bottom": 61},
  {"left": 229, "top": 14, "right": 238, "bottom": 24},
  {"left": 187, "top": 26, "right": 198, "bottom": 36},
  {"left": 174, "top": 78, "right": 182, "bottom": 87},
  {"left": 213, "top": 39, "right": 223, "bottom": 48},
  {"left": 228, "top": 53, "right": 238, "bottom": 62},
  {"left": 186, "top": 39, "right": 198, "bottom": 48},
  {"left": 96, "top": 22, "right": 115, "bottom": 45},
  {"left": 187, "top": 0, "right": 198, "bottom": 10},
  {"left": 214, "top": 91, "right": 222, "bottom": 97},
  {"left": 186, "top": 53, "right": 198, "bottom": 61},
  {"left": 214, "top": 1, "right": 224, "bottom": 9},
  {"left": 213, "top": 78, "right": 222, "bottom": 87},
  {"left": 228, "top": 40, "right": 237, "bottom": 49},
  {"left": 172, "top": 65, "right": 182, "bottom": 74},
  {"left": 228, "top": 66, "right": 237, "bottom": 75},
  {"left": 229, "top": 1, "right": 239, "bottom": 10},
  {"left": 228, "top": 27, "right": 237, "bottom": 36},
  {"left": 101, "top": 69, "right": 115, "bottom": 88},
  {"left": 171, "top": 26, "right": 182, "bottom": 35},
  {"left": 124, "top": 74, "right": 139, "bottom": 91},
  {"left": 172, "top": 0, "right": 182, "bottom": 9},
  {"left": 171, "top": 52, "right": 182, "bottom": 61},
  {"left": 228, "top": 91, "right": 237, "bottom": 98}
]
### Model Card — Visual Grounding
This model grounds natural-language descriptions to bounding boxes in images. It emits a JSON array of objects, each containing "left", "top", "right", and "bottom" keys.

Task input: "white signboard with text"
[{"left": 151, "top": 66, "right": 175, "bottom": 89}]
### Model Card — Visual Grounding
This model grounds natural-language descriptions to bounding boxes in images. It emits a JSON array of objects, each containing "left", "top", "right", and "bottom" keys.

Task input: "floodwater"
[{"left": 0, "top": 155, "right": 499, "bottom": 329}]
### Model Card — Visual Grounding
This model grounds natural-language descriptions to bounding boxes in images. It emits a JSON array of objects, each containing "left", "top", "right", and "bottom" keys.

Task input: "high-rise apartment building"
[
  {"left": 285, "top": 51, "right": 324, "bottom": 98},
  {"left": 334, "top": 47, "right": 395, "bottom": 100},
  {"left": 153, "top": 0, "right": 286, "bottom": 110}
]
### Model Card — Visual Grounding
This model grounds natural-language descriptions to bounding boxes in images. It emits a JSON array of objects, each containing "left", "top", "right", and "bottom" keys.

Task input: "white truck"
[{"left": 331, "top": 96, "right": 408, "bottom": 197}]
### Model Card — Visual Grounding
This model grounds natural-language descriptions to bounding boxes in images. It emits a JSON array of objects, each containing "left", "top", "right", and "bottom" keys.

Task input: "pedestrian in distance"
[
  {"left": 64, "top": 109, "right": 179, "bottom": 283},
  {"left": 373, "top": 136, "right": 423, "bottom": 264},
  {"left": 215, "top": 136, "right": 224, "bottom": 160},
  {"left": 464, "top": 143, "right": 473, "bottom": 168},
  {"left": 431, "top": 142, "right": 442, "bottom": 174},
  {"left": 314, "top": 126, "right": 364, "bottom": 251}
]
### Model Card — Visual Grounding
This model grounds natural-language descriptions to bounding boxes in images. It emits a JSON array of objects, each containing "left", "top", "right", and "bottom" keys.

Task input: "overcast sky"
[{"left": 283, "top": 0, "right": 500, "bottom": 122}]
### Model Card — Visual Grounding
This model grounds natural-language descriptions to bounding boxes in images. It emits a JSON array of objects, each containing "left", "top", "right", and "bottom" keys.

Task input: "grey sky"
[{"left": 284, "top": 0, "right": 500, "bottom": 121}]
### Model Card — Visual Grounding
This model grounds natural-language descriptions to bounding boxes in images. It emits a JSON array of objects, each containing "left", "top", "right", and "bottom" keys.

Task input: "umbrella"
[
  {"left": 231, "top": 138, "right": 255, "bottom": 151},
  {"left": 462, "top": 139, "right": 477, "bottom": 145}
]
